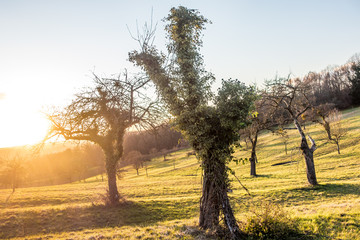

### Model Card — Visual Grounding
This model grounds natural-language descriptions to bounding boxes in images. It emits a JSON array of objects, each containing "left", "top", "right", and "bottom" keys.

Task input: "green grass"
[{"left": 1, "top": 108, "right": 360, "bottom": 239}]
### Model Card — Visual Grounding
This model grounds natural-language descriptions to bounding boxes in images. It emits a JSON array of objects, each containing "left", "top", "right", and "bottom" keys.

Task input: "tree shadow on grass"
[
  {"left": 264, "top": 183, "right": 360, "bottom": 205},
  {"left": 254, "top": 174, "right": 273, "bottom": 178},
  {"left": 292, "top": 183, "right": 360, "bottom": 196},
  {"left": 0, "top": 198, "right": 198, "bottom": 239}
]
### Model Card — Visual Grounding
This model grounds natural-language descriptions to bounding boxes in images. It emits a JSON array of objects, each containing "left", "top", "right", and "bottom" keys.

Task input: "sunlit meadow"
[{"left": 1, "top": 108, "right": 359, "bottom": 239}]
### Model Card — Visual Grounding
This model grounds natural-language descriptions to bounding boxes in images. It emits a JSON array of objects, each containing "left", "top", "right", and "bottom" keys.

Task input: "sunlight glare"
[{"left": 0, "top": 98, "right": 50, "bottom": 148}]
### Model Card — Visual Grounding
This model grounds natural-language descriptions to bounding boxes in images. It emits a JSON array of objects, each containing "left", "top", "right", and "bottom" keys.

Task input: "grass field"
[{"left": 1, "top": 107, "right": 360, "bottom": 239}]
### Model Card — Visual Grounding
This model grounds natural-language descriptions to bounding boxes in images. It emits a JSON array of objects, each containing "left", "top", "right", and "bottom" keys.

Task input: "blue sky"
[{"left": 0, "top": 0, "right": 359, "bottom": 147}]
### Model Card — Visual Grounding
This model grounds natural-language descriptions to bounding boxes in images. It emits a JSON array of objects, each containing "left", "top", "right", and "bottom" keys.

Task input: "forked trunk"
[
  {"left": 294, "top": 119, "right": 318, "bottom": 185},
  {"left": 303, "top": 147, "right": 317, "bottom": 185}
]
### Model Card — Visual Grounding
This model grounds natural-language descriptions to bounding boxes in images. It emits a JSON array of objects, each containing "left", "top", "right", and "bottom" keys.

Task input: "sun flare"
[{"left": 0, "top": 101, "right": 50, "bottom": 148}]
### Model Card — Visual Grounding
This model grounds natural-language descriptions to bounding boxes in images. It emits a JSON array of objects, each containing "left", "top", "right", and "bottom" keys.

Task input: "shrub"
[{"left": 242, "top": 201, "right": 311, "bottom": 240}]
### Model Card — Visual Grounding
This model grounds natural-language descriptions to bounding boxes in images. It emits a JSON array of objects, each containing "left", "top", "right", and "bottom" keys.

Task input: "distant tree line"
[
  {"left": 123, "top": 124, "right": 188, "bottom": 156},
  {"left": 304, "top": 54, "right": 360, "bottom": 109}
]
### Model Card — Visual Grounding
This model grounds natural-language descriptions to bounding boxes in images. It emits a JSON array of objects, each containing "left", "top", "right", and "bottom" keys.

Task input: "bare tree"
[
  {"left": 327, "top": 109, "right": 348, "bottom": 154},
  {"left": 264, "top": 77, "right": 318, "bottom": 185},
  {"left": 0, "top": 155, "right": 26, "bottom": 192},
  {"left": 125, "top": 151, "right": 143, "bottom": 175},
  {"left": 46, "top": 72, "right": 161, "bottom": 205},
  {"left": 274, "top": 127, "right": 290, "bottom": 155},
  {"left": 314, "top": 106, "right": 347, "bottom": 154}
]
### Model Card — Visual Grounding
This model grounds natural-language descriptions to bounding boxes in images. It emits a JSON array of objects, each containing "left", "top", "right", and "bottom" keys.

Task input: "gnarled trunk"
[
  {"left": 303, "top": 147, "right": 317, "bottom": 185},
  {"left": 199, "top": 161, "right": 220, "bottom": 229},
  {"left": 199, "top": 154, "right": 243, "bottom": 239},
  {"left": 294, "top": 119, "right": 318, "bottom": 185},
  {"left": 222, "top": 191, "right": 246, "bottom": 239},
  {"left": 105, "top": 155, "right": 120, "bottom": 205}
]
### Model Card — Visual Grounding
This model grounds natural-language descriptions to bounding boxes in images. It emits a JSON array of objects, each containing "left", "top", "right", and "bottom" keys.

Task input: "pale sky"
[{"left": 0, "top": 0, "right": 359, "bottom": 148}]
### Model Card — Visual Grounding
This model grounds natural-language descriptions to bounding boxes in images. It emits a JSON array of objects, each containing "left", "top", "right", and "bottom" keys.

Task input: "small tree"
[
  {"left": 312, "top": 104, "right": 347, "bottom": 154},
  {"left": 326, "top": 109, "right": 347, "bottom": 154},
  {"left": 46, "top": 72, "right": 160, "bottom": 205},
  {"left": 329, "top": 110, "right": 347, "bottom": 154},
  {"left": 0, "top": 155, "right": 26, "bottom": 192},
  {"left": 275, "top": 127, "right": 290, "bottom": 155},
  {"left": 126, "top": 151, "right": 143, "bottom": 175},
  {"left": 264, "top": 77, "right": 318, "bottom": 185},
  {"left": 240, "top": 100, "right": 274, "bottom": 177}
]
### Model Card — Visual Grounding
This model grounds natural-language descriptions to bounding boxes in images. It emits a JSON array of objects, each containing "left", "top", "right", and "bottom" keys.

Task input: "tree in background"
[
  {"left": 264, "top": 77, "right": 318, "bottom": 185},
  {"left": 313, "top": 105, "right": 348, "bottom": 154},
  {"left": 0, "top": 155, "right": 26, "bottom": 192},
  {"left": 46, "top": 72, "right": 160, "bottom": 205},
  {"left": 123, "top": 123, "right": 185, "bottom": 155},
  {"left": 125, "top": 151, "right": 143, "bottom": 175},
  {"left": 326, "top": 109, "right": 348, "bottom": 154},
  {"left": 129, "top": 6, "right": 255, "bottom": 238},
  {"left": 305, "top": 64, "right": 352, "bottom": 109},
  {"left": 274, "top": 127, "right": 290, "bottom": 155},
  {"left": 240, "top": 100, "right": 274, "bottom": 176},
  {"left": 349, "top": 57, "right": 360, "bottom": 106}
]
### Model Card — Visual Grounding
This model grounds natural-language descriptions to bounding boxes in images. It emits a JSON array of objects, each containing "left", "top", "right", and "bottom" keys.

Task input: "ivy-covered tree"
[{"left": 129, "top": 6, "right": 255, "bottom": 238}]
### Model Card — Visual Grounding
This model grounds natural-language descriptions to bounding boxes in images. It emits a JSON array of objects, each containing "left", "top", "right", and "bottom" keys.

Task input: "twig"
[{"left": 231, "top": 171, "right": 251, "bottom": 196}]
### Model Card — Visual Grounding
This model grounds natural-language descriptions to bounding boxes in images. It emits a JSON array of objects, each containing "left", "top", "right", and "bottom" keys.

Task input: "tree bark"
[
  {"left": 105, "top": 155, "right": 120, "bottom": 205},
  {"left": 336, "top": 141, "right": 340, "bottom": 154},
  {"left": 250, "top": 159, "right": 256, "bottom": 176},
  {"left": 199, "top": 154, "right": 243, "bottom": 239},
  {"left": 222, "top": 191, "right": 246, "bottom": 239},
  {"left": 199, "top": 165, "right": 220, "bottom": 229},
  {"left": 303, "top": 147, "right": 317, "bottom": 185},
  {"left": 249, "top": 134, "right": 258, "bottom": 177},
  {"left": 294, "top": 119, "right": 318, "bottom": 185}
]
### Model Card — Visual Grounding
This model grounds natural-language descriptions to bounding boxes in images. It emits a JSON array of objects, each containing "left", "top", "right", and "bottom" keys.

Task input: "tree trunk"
[
  {"left": 250, "top": 158, "right": 256, "bottom": 176},
  {"left": 222, "top": 191, "right": 246, "bottom": 239},
  {"left": 303, "top": 147, "right": 317, "bottom": 185},
  {"left": 249, "top": 134, "right": 258, "bottom": 176},
  {"left": 294, "top": 119, "right": 318, "bottom": 185},
  {"left": 199, "top": 165, "right": 220, "bottom": 229},
  {"left": 199, "top": 154, "right": 243, "bottom": 239},
  {"left": 336, "top": 141, "right": 340, "bottom": 154},
  {"left": 105, "top": 156, "right": 120, "bottom": 205}
]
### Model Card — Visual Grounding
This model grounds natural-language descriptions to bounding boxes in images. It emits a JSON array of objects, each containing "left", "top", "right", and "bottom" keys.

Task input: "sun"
[{"left": 0, "top": 101, "right": 50, "bottom": 148}]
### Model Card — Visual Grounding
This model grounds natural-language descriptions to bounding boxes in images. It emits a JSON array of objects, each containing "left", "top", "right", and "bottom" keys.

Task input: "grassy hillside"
[{"left": 1, "top": 107, "right": 360, "bottom": 239}]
